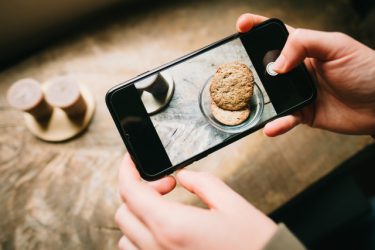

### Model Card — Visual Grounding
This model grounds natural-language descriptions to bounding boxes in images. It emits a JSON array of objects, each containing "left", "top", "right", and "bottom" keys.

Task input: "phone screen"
[
  {"left": 108, "top": 20, "right": 315, "bottom": 179},
  {"left": 141, "top": 38, "right": 276, "bottom": 166}
]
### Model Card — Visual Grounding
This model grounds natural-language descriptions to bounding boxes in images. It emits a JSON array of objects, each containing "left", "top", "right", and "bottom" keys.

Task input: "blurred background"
[
  {"left": 0, "top": 0, "right": 374, "bottom": 68},
  {"left": 0, "top": 0, "right": 374, "bottom": 249}
]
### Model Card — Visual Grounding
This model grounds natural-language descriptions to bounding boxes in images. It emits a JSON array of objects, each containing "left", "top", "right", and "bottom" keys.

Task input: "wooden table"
[{"left": 0, "top": 1, "right": 373, "bottom": 249}]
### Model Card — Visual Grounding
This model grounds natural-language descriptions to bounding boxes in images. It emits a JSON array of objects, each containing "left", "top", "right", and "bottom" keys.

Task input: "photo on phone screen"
[
  {"left": 107, "top": 19, "right": 315, "bottom": 179},
  {"left": 136, "top": 38, "right": 277, "bottom": 166}
]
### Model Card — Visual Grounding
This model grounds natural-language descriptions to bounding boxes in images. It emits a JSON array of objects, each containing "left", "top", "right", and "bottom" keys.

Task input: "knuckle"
[
  {"left": 155, "top": 220, "right": 187, "bottom": 248},
  {"left": 289, "top": 28, "right": 305, "bottom": 43},
  {"left": 118, "top": 237, "right": 126, "bottom": 250},
  {"left": 332, "top": 31, "right": 349, "bottom": 41},
  {"left": 119, "top": 188, "right": 128, "bottom": 202},
  {"left": 114, "top": 207, "right": 124, "bottom": 225}
]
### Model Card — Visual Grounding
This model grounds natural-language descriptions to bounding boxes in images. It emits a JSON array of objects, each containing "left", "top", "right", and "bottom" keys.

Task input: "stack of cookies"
[{"left": 209, "top": 62, "right": 254, "bottom": 126}]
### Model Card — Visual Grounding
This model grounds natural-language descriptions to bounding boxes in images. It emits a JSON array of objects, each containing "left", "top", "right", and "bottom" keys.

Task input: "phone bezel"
[{"left": 106, "top": 18, "right": 316, "bottom": 180}]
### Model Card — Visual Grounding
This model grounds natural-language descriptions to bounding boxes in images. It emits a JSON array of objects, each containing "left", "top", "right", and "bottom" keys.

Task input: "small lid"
[
  {"left": 134, "top": 74, "right": 158, "bottom": 90},
  {"left": 7, "top": 78, "right": 43, "bottom": 111}
]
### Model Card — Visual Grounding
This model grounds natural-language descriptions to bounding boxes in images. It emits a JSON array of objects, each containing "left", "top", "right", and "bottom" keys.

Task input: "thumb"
[
  {"left": 273, "top": 29, "right": 348, "bottom": 73},
  {"left": 176, "top": 170, "right": 246, "bottom": 211},
  {"left": 263, "top": 114, "right": 301, "bottom": 137}
]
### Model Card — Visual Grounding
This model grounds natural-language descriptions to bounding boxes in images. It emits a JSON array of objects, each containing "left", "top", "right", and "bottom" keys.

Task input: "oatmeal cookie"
[
  {"left": 210, "top": 62, "right": 254, "bottom": 111},
  {"left": 210, "top": 101, "right": 250, "bottom": 126}
]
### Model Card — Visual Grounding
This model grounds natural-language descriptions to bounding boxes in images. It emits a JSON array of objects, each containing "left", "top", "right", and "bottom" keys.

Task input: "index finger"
[
  {"left": 118, "top": 154, "right": 198, "bottom": 234},
  {"left": 118, "top": 154, "right": 168, "bottom": 222},
  {"left": 236, "top": 13, "right": 295, "bottom": 33},
  {"left": 236, "top": 13, "right": 268, "bottom": 33},
  {"left": 119, "top": 153, "right": 176, "bottom": 195}
]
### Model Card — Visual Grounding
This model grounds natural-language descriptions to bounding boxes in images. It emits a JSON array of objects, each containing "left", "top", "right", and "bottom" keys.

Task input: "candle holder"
[
  {"left": 7, "top": 78, "right": 53, "bottom": 121},
  {"left": 135, "top": 72, "right": 174, "bottom": 115},
  {"left": 8, "top": 76, "right": 95, "bottom": 142}
]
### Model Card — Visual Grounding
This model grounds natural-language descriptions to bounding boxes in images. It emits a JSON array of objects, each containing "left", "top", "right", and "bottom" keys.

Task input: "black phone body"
[{"left": 106, "top": 19, "right": 316, "bottom": 180}]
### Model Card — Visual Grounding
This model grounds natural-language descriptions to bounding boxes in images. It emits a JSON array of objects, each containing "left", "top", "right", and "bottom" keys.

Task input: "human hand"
[
  {"left": 115, "top": 154, "right": 277, "bottom": 250},
  {"left": 237, "top": 14, "right": 375, "bottom": 136}
]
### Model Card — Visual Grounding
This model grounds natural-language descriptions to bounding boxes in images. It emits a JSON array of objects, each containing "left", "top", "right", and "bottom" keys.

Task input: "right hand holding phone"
[{"left": 237, "top": 13, "right": 375, "bottom": 137}]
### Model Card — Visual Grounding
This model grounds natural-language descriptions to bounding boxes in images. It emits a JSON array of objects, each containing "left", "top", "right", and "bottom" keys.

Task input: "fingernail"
[
  {"left": 272, "top": 54, "right": 286, "bottom": 73},
  {"left": 237, "top": 13, "right": 253, "bottom": 33}
]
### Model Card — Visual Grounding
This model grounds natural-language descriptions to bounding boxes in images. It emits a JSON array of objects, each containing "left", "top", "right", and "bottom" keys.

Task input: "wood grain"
[{"left": 0, "top": 0, "right": 372, "bottom": 249}]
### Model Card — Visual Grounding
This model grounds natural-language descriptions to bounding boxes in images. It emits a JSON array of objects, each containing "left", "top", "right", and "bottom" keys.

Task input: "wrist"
[
  {"left": 254, "top": 217, "right": 278, "bottom": 250},
  {"left": 262, "top": 223, "right": 306, "bottom": 250}
]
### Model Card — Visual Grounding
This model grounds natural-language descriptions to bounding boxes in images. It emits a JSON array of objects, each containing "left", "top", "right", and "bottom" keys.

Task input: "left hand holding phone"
[{"left": 115, "top": 153, "right": 277, "bottom": 250}]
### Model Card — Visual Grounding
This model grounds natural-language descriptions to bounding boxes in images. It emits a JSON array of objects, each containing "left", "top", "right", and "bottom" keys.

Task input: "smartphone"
[{"left": 106, "top": 19, "right": 316, "bottom": 180}]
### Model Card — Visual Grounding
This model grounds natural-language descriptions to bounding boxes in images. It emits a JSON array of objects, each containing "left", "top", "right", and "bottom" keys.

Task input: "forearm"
[{"left": 262, "top": 223, "right": 306, "bottom": 250}]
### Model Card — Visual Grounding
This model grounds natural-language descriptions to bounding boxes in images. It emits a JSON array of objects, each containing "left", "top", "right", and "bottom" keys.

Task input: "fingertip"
[
  {"left": 118, "top": 236, "right": 136, "bottom": 250},
  {"left": 236, "top": 13, "right": 252, "bottom": 33},
  {"left": 165, "top": 175, "right": 177, "bottom": 185},
  {"left": 263, "top": 115, "right": 301, "bottom": 137},
  {"left": 167, "top": 176, "right": 177, "bottom": 191},
  {"left": 263, "top": 124, "right": 274, "bottom": 137},
  {"left": 148, "top": 175, "right": 177, "bottom": 195},
  {"left": 272, "top": 54, "right": 287, "bottom": 73},
  {"left": 236, "top": 13, "right": 268, "bottom": 33},
  {"left": 263, "top": 122, "right": 280, "bottom": 137}
]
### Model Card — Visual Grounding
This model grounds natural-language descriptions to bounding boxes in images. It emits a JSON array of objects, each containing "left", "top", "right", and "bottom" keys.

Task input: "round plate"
[
  {"left": 24, "top": 84, "right": 95, "bottom": 142},
  {"left": 199, "top": 77, "right": 264, "bottom": 134}
]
